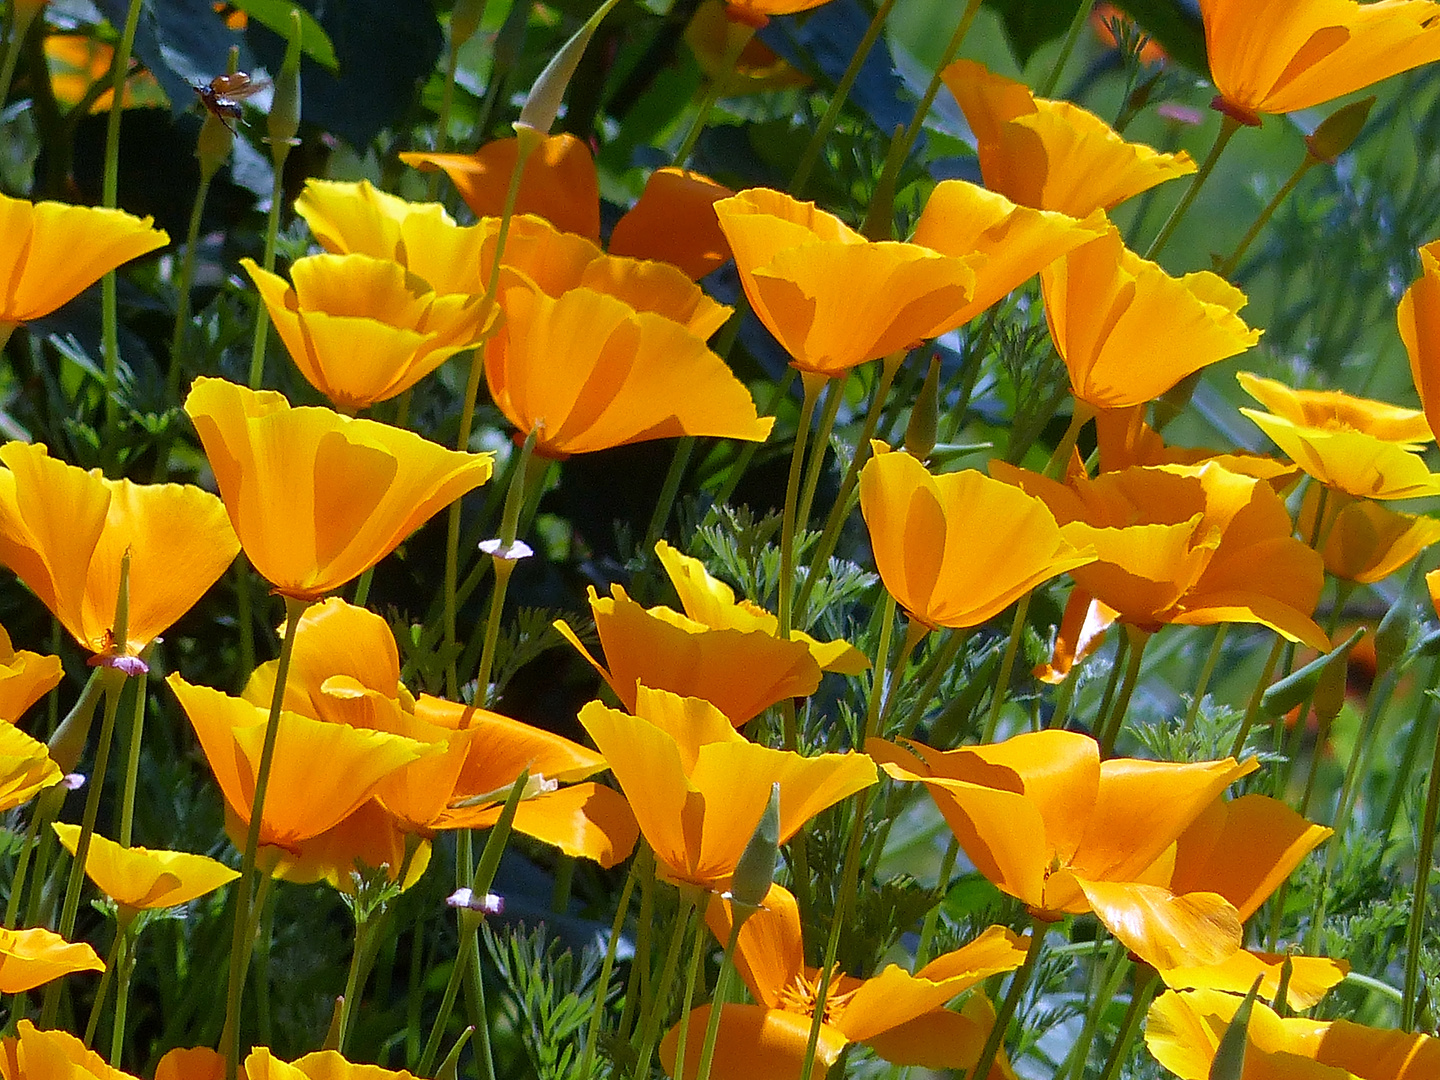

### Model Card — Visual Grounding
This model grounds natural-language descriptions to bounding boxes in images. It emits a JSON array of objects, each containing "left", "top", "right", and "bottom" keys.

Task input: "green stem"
[
  {"left": 673, "top": 27, "right": 753, "bottom": 168},
  {"left": 1181, "top": 626, "right": 1228, "bottom": 735},
  {"left": 1144, "top": 115, "right": 1242, "bottom": 261},
  {"left": 914, "top": 836, "right": 959, "bottom": 967},
  {"left": 1403, "top": 688, "right": 1440, "bottom": 1030},
  {"left": 795, "top": 372, "right": 847, "bottom": 536},
  {"left": 1230, "top": 634, "right": 1286, "bottom": 759},
  {"left": 167, "top": 170, "right": 216, "bottom": 402},
  {"left": 1380, "top": 655, "right": 1440, "bottom": 842},
  {"left": 474, "top": 431, "right": 539, "bottom": 700},
  {"left": 0, "top": 2, "right": 43, "bottom": 114},
  {"left": 1098, "top": 625, "right": 1150, "bottom": 756},
  {"left": 709, "top": 368, "right": 793, "bottom": 511},
  {"left": 245, "top": 143, "right": 291, "bottom": 389},
  {"left": 117, "top": 659, "right": 149, "bottom": 847},
  {"left": 337, "top": 906, "right": 380, "bottom": 1053},
  {"left": 645, "top": 437, "right": 695, "bottom": 553},
  {"left": 982, "top": 592, "right": 1033, "bottom": 744},
  {"left": 670, "top": 904, "right": 709, "bottom": 1080},
  {"left": 778, "top": 373, "right": 824, "bottom": 638},
  {"left": 788, "top": 0, "right": 901, "bottom": 196},
  {"left": 1038, "top": 0, "right": 1096, "bottom": 96},
  {"left": 899, "top": 629, "right": 967, "bottom": 739},
  {"left": 99, "top": 0, "right": 145, "bottom": 443},
  {"left": 971, "top": 917, "right": 1047, "bottom": 1080},
  {"left": 694, "top": 916, "right": 744, "bottom": 1080},
  {"left": 1217, "top": 159, "right": 1314, "bottom": 278},
  {"left": 576, "top": 856, "right": 640, "bottom": 1080},
  {"left": 222, "top": 595, "right": 312, "bottom": 1080},
  {"left": 1095, "top": 967, "right": 1159, "bottom": 1080},
  {"left": 1062, "top": 940, "right": 1127, "bottom": 1080},
  {"left": 632, "top": 889, "right": 699, "bottom": 1080},
  {"left": 1043, "top": 403, "right": 1093, "bottom": 480},
  {"left": 108, "top": 911, "right": 139, "bottom": 1067}
]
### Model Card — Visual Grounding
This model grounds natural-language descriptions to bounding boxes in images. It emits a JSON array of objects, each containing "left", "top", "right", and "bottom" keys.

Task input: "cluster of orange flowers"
[{"left": 3, "top": 0, "right": 1440, "bottom": 1079}]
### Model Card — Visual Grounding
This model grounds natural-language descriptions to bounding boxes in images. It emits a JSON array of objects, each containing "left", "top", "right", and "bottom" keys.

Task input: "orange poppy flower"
[
  {"left": 0, "top": 1023, "right": 135, "bottom": 1080},
  {"left": 183, "top": 377, "right": 493, "bottom": 600},
  {"left": 721, "top": 0, "right": 833, "bottom": 29},
  {"left": 0, "top": 624, "right": 62, "bottom": 723},
  {"left": 992, "top": 460, "right": 1329, "bottom": 649},
  {"left": 1398, "top": 236, "right": 1440, "bottom": 438},
  {"left": 1146, "top": 988, "right": 1440, "bottom": 1079},
  {"left": 44, "top": 34, "right": 165, "bottom": 112},
  {"left": 1296, "top": 486, "right": 1440, "bottom": 583},
  {"left": 483, "top": 270, "right": 772, "bottom": 457},
  {"left": 243, "top": 1048, "right": 421, "bottom": 1080},
  {"left": 0, "top": 723, "right": 61, "bottom": 811},
  {"left": 401, "top": 132, "right": 601, "bottom": 241},
  {"left": 168, "top": 673, "right": 437, "bottom": 857},
  {"left": 1092, "top": 403, "right": 1301, "bottom": 483},
  {"left": 0, "top": 190, "right": 167, "bottom": 332},
  {"left": 580, "top": 685, "right": 876, "bottom": 892},
  {"left": 910, "top": 179, "right": 1109, "bottom": 327},
  {"left": 51, "top": 823, "right": 239, "bottom": 911},
  {"left": 556, "top": 540, "right": 864, "bottom": 725},
  {"left": 714, "top": 188, "right": 980, "bottom": 376},
  {"left": 293, "top": 178, "right": 492, "bottom": 296},
  {"left": 244, "top": 254, "right": 495, "bottom": 412},
  {"left": 1040, "top": 229, "right": 1260, "bottom": 410},
  {"left": 608, "top": 167, "right": 736, "bottom": 280},
  {"left": 245, "top": 598, "right": 635, "bottom": 868},
  {"left": 661, "top": 884, "right": 1026, "bottom": 1080},
  {"left": 858, "top": 447, "right": 1093, "bottom": 630},
  {"left": 941, "top": 60, "right": 1194, "bottom": 217},
  {"left": 155, "top": 1046, "right": 225, "bottom": 1080},
  {"left": 869, "top": 729, "right": 1257, "bottom": 970},
  {"left": 1199, "top": 0, "right": 1440, "bottom": 124},
  {"left": 683, "top": 1, "right": 810, "bottom": 95},
  {"left": 1237, "top": 371, "right": 1440, "bottom": 499},
  {"left": 0, "top": 930, "right": 103, "bottom": 994},
  {"left": 0, "top": 441, "right": 239, "bottom": 659}
]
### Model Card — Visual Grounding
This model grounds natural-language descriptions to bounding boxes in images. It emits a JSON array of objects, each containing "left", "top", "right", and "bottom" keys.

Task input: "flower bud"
[
  {"left": 728, "top": 782, "right": 779, "bottom": 911},
  {"left": 1305, "top": 97, "right": 1374, "bottom": 165},
  {"left": 517, "top": 0, "right": 622, "bottom": 137},
  {"left": 267, "top": 9, "right": 304, "bottom": 158},
  {"left": 1260, "top": 627, "right": 1363, "bottom": 719},
  {"left": 905, "top": 354, "right": 941, "bottom": 461}
]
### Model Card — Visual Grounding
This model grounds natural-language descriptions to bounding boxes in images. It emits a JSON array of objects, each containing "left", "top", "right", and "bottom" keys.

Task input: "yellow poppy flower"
[
  {"left": 870, "top": 729, "right": 1259, "bottom": 969},
  {"left": 714, "top": 188, "right": 980, "bottom": 377},
  {"left": 293, "top": 178, "right": 491, "bottom": 296},
  {"left": 0, "top": 190, "right": 166, "bottom": 331},
  {"left": 0, "top": 723, "right": 61, "bottom": 811},
  {"left": 1398, "top": 236, "right": 1440, "bottom": 439},
  {"left": 167, "top": 673, "right": 437, "bottom": 857},
  {"left": 484, "top": 272, "right": 772, "bottom": 457},
  {"left": 661, "top": 884, "right": 1026, "bottom": 1080},
  {"left": 580, "top": 685, "right": 876, "bottom": 892},
  {"left": 183, "top": 377, "right": 493, "bottom": 600},
  {"left": 859, "top": 447, "right": 1094, "bottom": 630},
  {"left": 941, "top": 59, "right": 1195, "bottom": 217},
  {"left": 0, "top": 931, "right": 103, "bottom": 995},
  {"left": 1160, "top": 950, "right": 1348, "bottom": 1011},
  {"left": 910, "top": 179, "right": 1109, "bottom": 326},
  {"left": 400, "top": 132, "right": 601, "bottom": 241},
  {"left": 0, "top": 623, "right": 62, "bottom": 723},
  {"left": 1238, "top": 371, "right": 1440, "bottom": 499},
  {"left": 51, "top": 823, "right": 239, "bottom": 911},
  {"left": 555, "top": 541, "right": 864, "bottom": 725},
  {"left": 245, "top": 599, "right": 636, "bottom": 868},
  {"left": 1146, "top": 988, "right": 1439, "bottom": 1079},
  {"left": 0, "top": 441, "right": 238, "bottom": 659},
  {"left": 1297, "top": 486, "right": 1440, "bottom": 583},
  {"left": 243, "top": 254, "right": 494, "bottom": 412},
  {"left": 243, "top": 1048, "right": 421, "bottom": 1080},
  {"left": 993, "top": 460, "right": 1329, "bottom": 649},
  {"left": 1041, "top": 229, "right": 1260, "bottom": 410},
  {"left": 1199, "top": 0, "right": 1440, "bottom": 124}
]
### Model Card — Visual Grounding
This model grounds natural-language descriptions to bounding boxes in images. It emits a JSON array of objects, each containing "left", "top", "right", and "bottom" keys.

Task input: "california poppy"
[
  {"left": 1199, "top": 0, "right": 1440, "bottom": 124},
  {"left": 859, "top": 447, "right": 1094, "bottom": 630},
  {"left": 0, "top": 623, "right": 62, "bottom": 723},
  {"left": 0, "top": 190, "right": 167, "bottom": 333},
  {"left": 870, "top": 729, "right": 1257, "bottom": 970},
  {"left": 244, "top": 254, "right": 494, "bottom": 412},
  {"left": 1159, "top": 949, "right": 1348, "bottom": 1011},
  {"left": 1041, "top": 228, "right": 1260, "bottom": 410},
  {"left": 0, "top": 1023, "right": 135, "bottom": 1080},
  {"left": 941, "top": 59, "right": 1194, "bottom": 217},
  {"left": 1238, "top": 371, "right": 1440, "bottom": 499},
  {"left": 581, "top": 685, "right": 876, "bottom": 892},
  {"left": 0, "top": 931, "right": 103, "bottom": 995},
  {"left": 1296, "top": 485, "right": 1440, "bottom": 582},
  {"left": 0, "top": 723, "right": 61, "bottom": 811},
  {"left": 1397, "top": 236, "right": 1440, "bottom": 438},
  {"left": 243, "top": 1048, "right": 423, "bottom": 1080},
  {"left": 183, "top": 377, "right": 493, "bottom": 600},
  {"left": 1146, "top": 988, "right": 1440, "bottom": 1079},
  {"left": 483, "top": 271, "right": 772, "bottom": 457},
  {"left": 0, "top": 441, "right": 239, "bottom": 659},
  {"left": 714, "top": 188, "right": 980, "bottom": 377},
  {"left": 910, "top": 179, "right": 1110, "bottom": 327},
  {"left": 683, "top": 1, "right": 810, "bottom": 97},
  {"left": 51, "top": 823, "right": 240, "bottom": 911},
  {"left": 661, "top": 884, "right": 1026, "bottom": 1079},
  {"left": 607, "top": 167, "right": 737, "bottom": 280}
]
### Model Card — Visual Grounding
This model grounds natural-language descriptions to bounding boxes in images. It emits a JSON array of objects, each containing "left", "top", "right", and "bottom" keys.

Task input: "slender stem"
[
  {"left": 1063, "top": 940, "right": 1128, "bottom": 1080},
  {"left": 576, "top": 856, "right": 640, "bottom": 1080},
  {"left": 1144, "top": 115, "right": 1242, "bottom": 260},
  {"left": 108, "top": 912, "right": 139, "bottom": 1067},
  {"left": 709, "top": 368, "right": 793, "bottom": 510},
  {"left": 1038, "top": 0, "right": 1096, "bottom": 96},
  {"left": 100, "top": 0, "right": 145, "bottom": 443},
  {"left": 168, "top": 171, "right": 216, "bottom": 402},
  {"left": 1404, "top": 677, "right": 1440, "bottom": 1030},
  {"left": 1230, "top": 634, "right": 1286, "bottom": 759},
  {"left": 0, "top": 2, "right": 43, "bottom": 113},
  {"left": 670, "top": 907, "right": 709, "bottom": 1080},
  {"left": 899, "top": 629, "right": 966, "bottom": 739},
  {"left": 971, "top": 917, "right": 1047, "bottom": 1080},
  {"left": 83, "top": 926, "right": 122, "bottom": 1049},
  {"left": 778, "top": 374, "right": 824, "bottom": 638},
  {"left": 982, "top": 593, "right": 1033, "bottom": 744},
  {"left": 337, "top": 906, "right": 379, "bottom": 1053},
  {"left": 632, "top": 889, "right": 698, "bottom": 1080},
  {"left": 117, "top": 661, "right": 149, "bottom": 848},
  {"left": 474, "top": 433, "right": 538, "bottom": 700},
  {"left": 1095, "top": 967, "right": 1159, "bottom": 1080},
  {"left": 1098, "top": 625, "right": 1150, "bottom": 756},
  {"left": 645, "top": 437, "right": 695, "bottom": 553},
  {"left": 673, "top": 28, "right": 753, "bottom": 168},
  {"left": 795, "top": 372, "right": 847, "bottom": 535},
  {"left": 881, "top": 0, "right": 983, "bottom": 181},
  {"left": 695, "top": 916, "right": 744, "bottom": 1080},
  {"left": 788, "top": 0, "right": 901, "bottom": 196},
  {"left": 914, "top": 836, "right": 959, "bottom": 966},
  {"left": 1217, "top": 160, "right": 1314, "bottom": 278},
  {"left": 245, "top": 150, "right": 291, "bottom": 389},
  {"left": 865, "top": 595, "right": 899, "bottom": 740},
  {"left": 1043, "top": 403, "right": 1093, "bottom": 480},
  {"left": 222, "top": 595, "right": 312, "bottom": 1080},
  {"left": 1380, "top": 655, "right": 1440, "bottom": 843},
  {"left": 1181, "top": 626, "right": 1228, "bottom": 735}
]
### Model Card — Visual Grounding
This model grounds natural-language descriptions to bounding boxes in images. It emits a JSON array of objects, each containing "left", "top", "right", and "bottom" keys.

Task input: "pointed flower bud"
[
  {"left": 267, "top": 8, "right": 304, "bottom": 155},
  {"left": 904, "top": 354, "right": 941, "bottom": 461},
  {"left": 516, "top": 0, "right": 623, "bottom": 137},
  {"left": 1305, "top": 97, "right": 1374, "bottom": 165},
  {"left": 729, "top": 782, "right": 780, "bottom": 911}
]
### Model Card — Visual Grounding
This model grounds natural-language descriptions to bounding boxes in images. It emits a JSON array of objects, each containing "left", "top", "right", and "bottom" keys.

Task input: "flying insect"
[{"left": 193, "top": 72, "right": 269, "bottom": 134}]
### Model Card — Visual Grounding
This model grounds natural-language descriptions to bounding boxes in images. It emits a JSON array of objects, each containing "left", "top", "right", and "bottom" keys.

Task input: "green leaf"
[
  {"left": 1113, "top": 0, "right": 1208, "bottom": 77},
  {"left": 983, "top": 0, "right": 1085, "bottom": 67},
  {"left": 233, "top": 0, "right": 338, "bottom": 69}
]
